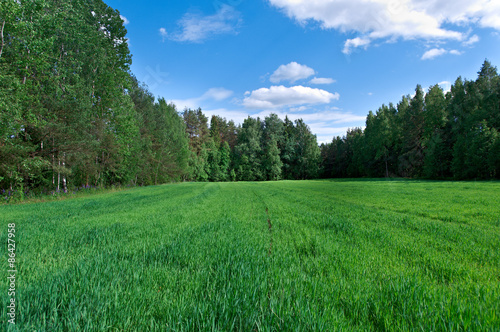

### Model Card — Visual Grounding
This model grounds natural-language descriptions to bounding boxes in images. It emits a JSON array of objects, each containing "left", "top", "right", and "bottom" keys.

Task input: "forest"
[
  {"left": 1, "top": 0, "right": 499, "bottom": 197},
  {"left": 321, "top": 66, "right": 500, "bottom": 180}
]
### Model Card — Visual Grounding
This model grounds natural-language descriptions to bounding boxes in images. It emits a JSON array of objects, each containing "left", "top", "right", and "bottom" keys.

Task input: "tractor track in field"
[{"left": 266, "top": 207, "right": 273, "bottom": 256}]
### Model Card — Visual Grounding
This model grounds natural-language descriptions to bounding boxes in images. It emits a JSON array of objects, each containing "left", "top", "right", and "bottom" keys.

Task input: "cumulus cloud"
[
  {"left": 269, "top": 0, "right": 500, "bottom": 53},
  {"left": 243, "top": 85, "right": 339, "bottom": 109},
  {"left": 309, "top": 77, "right": 336, "bottom": 85},
  {"left": 421, "top": 48, "right": 462, "bottom": 60},
  {"left": 169, "top": 5, "right": 242, "bottom": 43},
  {"left": 270, "top": 62, "right": 315, "bottom": 83},
  {"left": 422, "top": 48, "right": 447, "bottom": 60}
]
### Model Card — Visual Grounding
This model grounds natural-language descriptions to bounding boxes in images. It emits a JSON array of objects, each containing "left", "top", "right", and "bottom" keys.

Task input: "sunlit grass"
[{"left": 1, "top": 180, "right": 499, "bottom": 330}]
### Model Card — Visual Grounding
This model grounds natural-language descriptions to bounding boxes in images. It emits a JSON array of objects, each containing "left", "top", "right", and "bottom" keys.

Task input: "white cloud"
[
  {"left": 309, "top": 125, "right": 366, "bottom": 144},
  {"left": 269, "top": 0, "right": 500, "bottom": 53},
  {"left": 243, "top": 85, "right": 339, "bottom": 109},
  {"left": 170, "top": 87, "right": 234, "bottom": 110},
  {"left": 343, "top": 37, "right": 371, "bottom": 55},
  {"left": 270, "top": 62, "right": 315, "bottom": 83},
  {"left": 421, "top": 48, "right": 447, "bottom": 60},
  {"left": 169, "top": 5, "right": 241, "bottom": 43},
  {"left": 421, "top": 48, "right": 462, "bottom": 60},
  {"left": 159, "top": 28, "right": 168, "bottom": 41},
  {"left": 438, "top": 81, "right": 452, "bottom": 93},
  {"left": 294, "top": 110, "right": 366, "bottom": 124},
  {"left": 201, "top": 88, "right": 234, "bottom": 101},
  {"left": 120, "top": 15, "right": 130, "bottom": 25},
  {"left": 290, "top": 106, "right": 309, "bottom": 112},
  {"left": 463, "top": 34, "right": 480, "bottom": 46},
  {"left": 309, "top": 77, "right": 336, "bottom": 85}
]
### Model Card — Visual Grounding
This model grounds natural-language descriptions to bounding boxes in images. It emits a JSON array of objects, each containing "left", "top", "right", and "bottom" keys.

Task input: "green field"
[{"left": 1, "top": 180, "right": 500, "bottom": 331}]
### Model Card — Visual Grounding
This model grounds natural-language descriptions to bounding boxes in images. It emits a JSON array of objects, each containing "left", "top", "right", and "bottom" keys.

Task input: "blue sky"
[{"left": 107, "top": 0, "right": 500, "bottom": 143}]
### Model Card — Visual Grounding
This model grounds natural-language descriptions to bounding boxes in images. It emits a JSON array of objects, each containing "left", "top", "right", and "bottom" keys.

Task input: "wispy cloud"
[
  {"left": 201, "top": 88, "right": 234, "bottom": 101},
  {"left": 167, "top": 5, "right": 242, "bottom": 43},
  {"left": 309, "top": 77, "right": 336, "bottom": 85},
  {"left": 170, "top": 88, "right": 234, "bottom": 110},
  {"left": 159, "top": 28, "right": 168, "bottom": 41},
  {"left": 463, "top": 34, "right": 480, "bottom": 46}
]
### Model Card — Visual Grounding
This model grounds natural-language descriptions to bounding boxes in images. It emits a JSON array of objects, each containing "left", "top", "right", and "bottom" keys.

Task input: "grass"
[{"left": 1, "top": 179, "right": 499, "bottom": 331}]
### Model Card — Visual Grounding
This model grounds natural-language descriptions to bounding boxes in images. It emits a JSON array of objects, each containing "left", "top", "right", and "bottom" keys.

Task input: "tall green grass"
[{"left": 1, "top": 180, "right": 499, "bottom": 331}]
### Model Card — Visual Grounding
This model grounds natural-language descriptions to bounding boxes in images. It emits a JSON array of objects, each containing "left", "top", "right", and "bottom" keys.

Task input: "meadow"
[{"left": 1, "top": 180, "right": 499, "bottom": 331}]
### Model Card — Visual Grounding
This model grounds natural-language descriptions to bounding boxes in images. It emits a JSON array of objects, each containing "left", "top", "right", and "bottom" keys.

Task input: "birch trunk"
[
  {"left": 0, "top": 21, "right": 5, "bottom": 58},
  {"left": 57, "top": 159, "right": 60, "bottom": 191},
  {"left": 62, "top": 153, "right": 67, "bottom": 192}
]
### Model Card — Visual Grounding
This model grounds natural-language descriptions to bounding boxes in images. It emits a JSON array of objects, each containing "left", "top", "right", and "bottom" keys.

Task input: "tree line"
[
  {"left": 320, "top": 60, "right": 500, "bottom": 180},
  {"left": 182, "top": 109, "right": 320, "bottom": 182},
  {"left": 0, "top": 0, "right": 187, "bottom": 193},
  {"left": 1, "top": 0, "right": 498, "bottom": 198},
  {"left": 0, "top": 0, "right": 320, "bottom": 196}
]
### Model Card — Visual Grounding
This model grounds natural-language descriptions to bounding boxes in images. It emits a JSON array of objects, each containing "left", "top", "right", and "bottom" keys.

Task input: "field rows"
[{"left": 1, "top": 180, "right": 499, "bottom": 331}]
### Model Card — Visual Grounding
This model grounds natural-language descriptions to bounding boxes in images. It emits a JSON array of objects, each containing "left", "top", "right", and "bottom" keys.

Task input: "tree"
[
  {"left": 293, "top": 119, "right": 321, "bottom": 179},
  {"left": 280, "top": 116, "right": 297, "bottom": 180},
  {"left": 263, "top": 137, "right": 282, "bottom": 180},
  {"left": 398, "top": 86, "right": 425, "bottom": 177},
  {"left": 463, "top": 121, "right": 498, "bottom": 179},
  {"left": 219, "top": 141, "right": 231, "bottom": 181},
  {"left": 422, "top": 84, "right": 451, "bottom": 178},
  {"left": 364, "top": 105, "right": 396, "bottom": 177},
  {"left": 234, "top": 117, "right": 264, "bottom": 181},
  {"left": 183, "top": 108, "right": 210, "bottom": 181},
  {"left": 206, "top": 138, "right": 222, "bottom": 181}
]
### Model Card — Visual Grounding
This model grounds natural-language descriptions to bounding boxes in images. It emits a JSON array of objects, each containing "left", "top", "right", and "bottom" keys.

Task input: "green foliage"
[
  {"left": 263, "top": 137, "right": 282, "bottom": 180},
  {"left": 234, "top": 117, "right": 264, "bottom": 181},
  {"left": 2, "top": 0, "right": 498, "bottom": 192},
  {"left": 322, "top": 60, "right": 500, "bottom": 180},
  {"left": 2, "top": 180, "right": 499, "bottom": 330},
  {"left": 0, "top": 1, "right": 190, "bottom": 194},
  {"left": 219, "top": 141, "right": 231, "bottom": 181}
]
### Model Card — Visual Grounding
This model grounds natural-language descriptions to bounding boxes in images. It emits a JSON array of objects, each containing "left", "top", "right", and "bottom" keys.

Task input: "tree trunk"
[
  {"left": 62, "top": 153, "right": 67, "bottom": 192},
  {"left": 52, "top": 138, "right": 55, "bottom": 186},
  {"left": 57, "top": 159, "right": 61, "bottom": 191},
  {"left": 0, "top": 21, "right": 5, "bottom": 58}
]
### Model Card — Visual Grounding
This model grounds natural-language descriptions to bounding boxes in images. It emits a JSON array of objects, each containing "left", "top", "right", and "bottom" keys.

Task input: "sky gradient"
[{"left": 106, "top": 0, "right": 500, "bottom": 143}]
